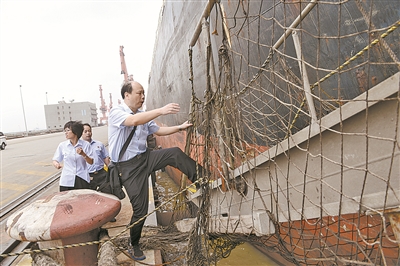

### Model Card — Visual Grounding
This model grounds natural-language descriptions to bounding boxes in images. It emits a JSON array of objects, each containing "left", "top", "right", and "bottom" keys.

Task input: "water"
[{"left": 217, "top": 242, "right": 278, "bottom": 265}]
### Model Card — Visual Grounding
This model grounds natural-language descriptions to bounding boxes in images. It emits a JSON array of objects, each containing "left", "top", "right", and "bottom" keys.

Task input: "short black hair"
[
  {"left": 83, "top": 123, "right": 91, "bottom": 129},
  {"left": 64, "top": 121, "right": 84, "bottom": 139},
  {"left": 121, "top": 82, "right": 133, "bottom": 99}
]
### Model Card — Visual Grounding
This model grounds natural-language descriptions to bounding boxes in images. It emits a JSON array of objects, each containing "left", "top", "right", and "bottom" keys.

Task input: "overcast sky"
[{"left": 0, "top": 0, "right": 163, "bottom": 133}]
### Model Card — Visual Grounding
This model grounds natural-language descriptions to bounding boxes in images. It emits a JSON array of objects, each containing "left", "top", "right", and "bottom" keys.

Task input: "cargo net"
[{"left": 178, "top": 1, "right": 400, "bottom": 265}]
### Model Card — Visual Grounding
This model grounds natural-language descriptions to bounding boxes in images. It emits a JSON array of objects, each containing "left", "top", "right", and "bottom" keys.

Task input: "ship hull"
[{"left": 147, "top": 0, "right": 400, "bottom": 264}]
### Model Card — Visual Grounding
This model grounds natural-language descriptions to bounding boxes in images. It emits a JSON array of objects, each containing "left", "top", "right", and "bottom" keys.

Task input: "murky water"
[{"left": 217, "top": 242, "right": 278, "bottom": 265}]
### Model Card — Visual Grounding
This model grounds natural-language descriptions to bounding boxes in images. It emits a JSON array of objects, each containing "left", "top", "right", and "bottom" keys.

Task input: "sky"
[{"left": 0, "top": 0, "right": 163, "bottom": 133}]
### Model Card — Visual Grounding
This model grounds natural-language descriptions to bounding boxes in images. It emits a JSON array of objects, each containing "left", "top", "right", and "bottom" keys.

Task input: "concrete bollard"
[{"left": 5, "top": 189, "right": 121, "bottom": 266}]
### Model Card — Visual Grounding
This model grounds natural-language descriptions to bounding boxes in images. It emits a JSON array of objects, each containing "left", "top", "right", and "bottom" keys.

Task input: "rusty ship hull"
[{"left": 146, "top": 1, "right": 400, "bottom": 264}]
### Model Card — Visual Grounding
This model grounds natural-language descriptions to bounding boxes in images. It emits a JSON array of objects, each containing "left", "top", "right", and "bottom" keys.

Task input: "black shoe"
[{"left": 128, "top": 243, "right": 146, "bottom": 261}]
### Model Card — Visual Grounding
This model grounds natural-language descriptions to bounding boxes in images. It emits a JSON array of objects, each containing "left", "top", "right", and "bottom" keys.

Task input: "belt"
[
  {"left": 90, "top": 168, "right": 105, "bottom": 175},
  {"left": 134, "top": 153, "right": 143, "bottom": 160}
]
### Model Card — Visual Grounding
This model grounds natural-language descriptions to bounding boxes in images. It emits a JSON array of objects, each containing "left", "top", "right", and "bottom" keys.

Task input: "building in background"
[{"left": 44, "top": 101, "right": 98, "bottom": 130}]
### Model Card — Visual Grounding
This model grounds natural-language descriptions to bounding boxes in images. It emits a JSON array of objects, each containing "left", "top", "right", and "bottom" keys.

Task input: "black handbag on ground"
[{"left": 97, "top": 126, "right": 137, "bottom": 200}]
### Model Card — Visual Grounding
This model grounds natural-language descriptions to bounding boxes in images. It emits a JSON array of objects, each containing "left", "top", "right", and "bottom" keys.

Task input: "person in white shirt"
[
  {"left": 53, "top": 121, "right": 94, "bottom": 191},
  {"left": 82, "top": 123, "right": 110, "bottom": 190},
  {"left": 108, "top": 81, "right": 205, "bottom": 261}
]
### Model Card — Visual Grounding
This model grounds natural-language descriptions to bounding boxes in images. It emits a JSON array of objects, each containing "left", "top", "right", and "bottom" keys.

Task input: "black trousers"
[
  {"left": 117, "top": 147, "right": 203, "bottom": 246},
  {"left": 147, "top": 147, "right": 157, "bottom": 188},
  {"left": 89, "top": 168, "right": 107, "bottom": 190}
]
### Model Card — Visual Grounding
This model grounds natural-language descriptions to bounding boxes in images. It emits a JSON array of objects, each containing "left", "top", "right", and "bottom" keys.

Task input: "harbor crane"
[
  {"left": 99, "top": 85, "right": 107, "bottom": 125},
  {"left": 119, "top": 45, "right": 134, "bottom": 82}
]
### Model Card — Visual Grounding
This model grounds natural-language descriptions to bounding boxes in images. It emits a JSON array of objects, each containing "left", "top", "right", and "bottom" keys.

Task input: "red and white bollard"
[{"left": 5, "top": 189, "right": 121, "bottom": 266}]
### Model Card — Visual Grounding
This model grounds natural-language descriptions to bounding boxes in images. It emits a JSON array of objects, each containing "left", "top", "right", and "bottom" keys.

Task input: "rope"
[
  {"left": 287, "top": 19, "right": 400, "bottom": 136},
  {"left": 5, "top": 2, "right": 399, "bottom": 266},
  {"left": 182, "top": 1, "right": 400, "bottom": 265},
  {"left": 0, "top": 180, "right": 203, "bottom": 259}
]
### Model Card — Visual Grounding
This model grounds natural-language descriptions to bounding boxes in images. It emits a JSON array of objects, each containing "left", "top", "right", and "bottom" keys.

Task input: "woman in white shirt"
[{"left": 52, "top": 121, "right": 94, "bottom": 191}]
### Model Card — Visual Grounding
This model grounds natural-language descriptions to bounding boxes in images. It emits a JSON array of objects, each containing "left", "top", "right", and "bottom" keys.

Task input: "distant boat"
[{"left": 147, "top": 1, "right": 400, "bottom": 264}]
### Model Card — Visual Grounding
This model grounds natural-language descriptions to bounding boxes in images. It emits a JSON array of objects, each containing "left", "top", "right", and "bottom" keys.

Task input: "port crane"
[
  {"left": 119, "top": 45, "right": 134, "bottom": 82},
  {"left": 99, "top": 85, "right": 108, "bottom": 125},
  {"left": 97, "top": 46, "right": 129, "bottom": 124},
  {"left": 109, "top": 93, "right": 113, "bottom": 110}
]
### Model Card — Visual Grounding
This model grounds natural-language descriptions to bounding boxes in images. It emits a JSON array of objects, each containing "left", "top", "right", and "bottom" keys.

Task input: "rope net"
[{"left": 165, "top": 0, "right": 400, "bottom": 265}]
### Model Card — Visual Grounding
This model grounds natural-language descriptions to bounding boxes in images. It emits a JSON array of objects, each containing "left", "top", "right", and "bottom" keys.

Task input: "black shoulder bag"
[{"left": 97, "top": 126, "right": 137, "bottom": 199}]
